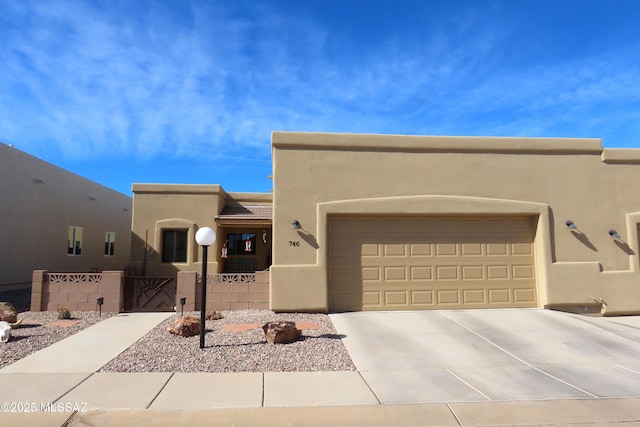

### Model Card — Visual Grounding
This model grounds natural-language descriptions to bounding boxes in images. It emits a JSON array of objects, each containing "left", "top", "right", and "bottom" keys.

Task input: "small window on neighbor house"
[
  {"left": 105, "top": 232, "right": 116, "bottom": 256},
  {"left": 68, "top": 226, "right": 83, "bottom": 256},
  {"left": 162, "top": 229, "right": 188, "bottom": 263}
]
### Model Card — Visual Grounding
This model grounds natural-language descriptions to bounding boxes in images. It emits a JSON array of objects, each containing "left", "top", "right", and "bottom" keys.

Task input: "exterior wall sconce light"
[
  {"left": 262, "top": 229, "right": 268, "bottom": 244},
  {"left": 195, "top": 226, "right": 217, "bottom": 349},
  {"left": 565, "top": 220, "right": 577, "bottom": 230},
  {"left": 179, "top": 297, "right": 187, "bottom": 316},
  {"left": 291, "top": 220, "right": 301, "bottom": 230},
  {"left": 96, "top": 297, "right": 104, "bottom": 317},
  {"left": 609, "top": 229, "right": 621, "bottom": 239}
]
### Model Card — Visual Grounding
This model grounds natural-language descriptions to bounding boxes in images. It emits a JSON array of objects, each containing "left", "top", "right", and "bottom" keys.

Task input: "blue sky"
[{"left": 2, "top": 1, "right": 640, "bottom": 196}]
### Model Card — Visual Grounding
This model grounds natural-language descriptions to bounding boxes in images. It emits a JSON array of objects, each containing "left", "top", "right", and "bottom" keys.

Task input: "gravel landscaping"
[
  {"left": 99, "top": 310, "right": 356, "bottom": 373},
  {"left": 0, "top": 311, "right": 116, "bottom": 369}
]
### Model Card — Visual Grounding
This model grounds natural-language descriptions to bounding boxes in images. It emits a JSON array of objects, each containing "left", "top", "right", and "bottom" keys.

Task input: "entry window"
[
  {"left": 226, "top": 233, "right": 256, "bottom": 255},
  {"left": 162, "top": 229, "right": 188, "bottom": 263},
  {"left": 105, "top": 232, "right": 116, "bottom": 256},
  {"left": 67, "top": 226, "right": 83, "bottom": 256}
]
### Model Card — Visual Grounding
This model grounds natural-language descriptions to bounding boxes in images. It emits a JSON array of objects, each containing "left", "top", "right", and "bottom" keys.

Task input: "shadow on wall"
[
  {"left": 297, "top": 230, "right": 319, "bottom": 249},
  {"left": 570, "top": 230, "right": 598, "bottom": 252},
  {"left": 614, "top": 239, "right": 635, "bottom": 255}
]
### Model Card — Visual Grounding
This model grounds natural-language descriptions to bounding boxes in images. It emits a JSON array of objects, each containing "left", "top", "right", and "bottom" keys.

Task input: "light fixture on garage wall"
[
  {"left": 565, "top": 220, "right": 577, "bottom": 230},
  {"left": 608, "top": 229, "right": 622, "bottom": 239},
  {"left": 291, "top": 220, "right": 301, "bottom": 230}
]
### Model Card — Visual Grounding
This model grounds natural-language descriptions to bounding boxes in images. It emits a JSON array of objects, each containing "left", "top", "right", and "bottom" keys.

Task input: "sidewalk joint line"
[
  {"left": 147, "top": 372, "right": 175, "bottom": 409},
  {"left": 446, "top": 402, "right": 463, "bottom": 426},
  {"left": 441, "top": 312, "right": 599, "bottom": 399},
  {"left": 358, "top": 370, "right": 382, "bottom": 404},
  {"left": 261, "top": 372, "right": 265, "bottom": 407},
  {"left": 618, "top": 365, "right": 640, "bottom": 376},
  {"left": 446, "top": 369, "right": 492, "bottom": 401},
  {"left": 54, "top": 372, "right": 96, "bottom": 404}
]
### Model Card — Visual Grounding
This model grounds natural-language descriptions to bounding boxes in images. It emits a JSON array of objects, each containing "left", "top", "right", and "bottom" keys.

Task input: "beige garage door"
[{"left": 328, "top": 216, "right": 537, "bottom": 311}]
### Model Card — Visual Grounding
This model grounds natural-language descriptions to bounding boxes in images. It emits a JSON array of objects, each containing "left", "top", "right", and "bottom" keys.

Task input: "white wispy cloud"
[{"left": 1, "top": 0, "right": 639, "bottom": 166}]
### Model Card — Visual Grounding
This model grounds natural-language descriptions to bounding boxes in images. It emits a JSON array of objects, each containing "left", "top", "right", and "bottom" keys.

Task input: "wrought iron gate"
[{"left": 124, "top": 276, "right": 176, "bottom": 312}]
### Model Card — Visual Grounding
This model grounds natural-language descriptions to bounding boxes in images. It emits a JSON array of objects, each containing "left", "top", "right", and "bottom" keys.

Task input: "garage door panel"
[
  {"left": 436, "top": 265, "right": 459, "bottom": 280},
  {"left": 512, "top": 243, "right": 533, "bottom": 255},
  {"left": 410, "top": 266, "right": 433, "bottom": 280},
  {"left": 362, "top": 291, "right": 381, "bottom": 307},
  {"left": 514, "top": 288, "right": 536, "bottom": 303},
  {"left": 513, "top": 265, "right": 534, "bottom": 279},
  {"left": 487, "top": 265, "right": 510, "bottom": 279},
  {"left": 362, "top": 267, "right": 380, "bottom": 281},
  {"left": 385, "top": 291, "right": 408, "bottom": 305},
  {"left": 361, "top": 243, "right": 380, "bottom": 256},
  {"left": 436, "top": 243, "right": 457, "bottom": 256},
  {"left": 462, "top": 265, "right": 484, "bottom": 280},
  {"left": 486, "top": 243, "right": 509, "bottom": 255},
  {"left": 411, "top": 290, "right": 434, "bottom": 305},
  {"left": 488, "top": 289, "right": 511, "bottom": 303},
  {"left": 437, "top": 290, "right": 460, "bottom": 304},
  {"left": 463, "top": 289, "right": 486, "bottom": 304},
  {"left": 330, "top": 266, "right": 355, "bottom": 281},
  {"left": 384, "top": 243, "right": 406, "bottom": 256},
  {"left": 461, "top": 243, "right": 483, "bottom": 256},
  {"left": 410, "top": 243, "right": 432, "bottom": 256},
  {"left": 328, "top": 216, "right": 537, "bottom": 311},
  {"left": 384, "top": 266, "right": 407, "bottom": 281}
]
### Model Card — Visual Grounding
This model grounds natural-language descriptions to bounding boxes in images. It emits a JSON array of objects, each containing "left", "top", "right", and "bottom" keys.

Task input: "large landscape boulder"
[
  {"left": 262, "top": 321, "right": 302, "bottom": 344},
  {"left": 167, "top": 316, "right": 200, "bottom": 337},
  {"left": 0, "top": 302, "right": 17, "bottom": 323}
]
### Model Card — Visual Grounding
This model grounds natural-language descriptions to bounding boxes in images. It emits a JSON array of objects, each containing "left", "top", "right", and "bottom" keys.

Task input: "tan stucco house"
[{"left": 132, "top": 131, "right": 640, "bottom": 315}]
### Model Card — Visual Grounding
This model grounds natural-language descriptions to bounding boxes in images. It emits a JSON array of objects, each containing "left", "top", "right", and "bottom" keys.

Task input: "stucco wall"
[
  {"left": 0, "top": 143, "right": 132, "bottom": 287},
  {"left": 270, "top": 132, "right": 640, "bottom": 313},
  {"left": 130, "top": 185, "right": 272, "bottom": 277}
]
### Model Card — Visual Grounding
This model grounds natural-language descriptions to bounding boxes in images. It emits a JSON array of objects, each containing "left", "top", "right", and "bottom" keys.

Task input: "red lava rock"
[
  {"left": 167, "top": 316, "right": 200, "bottom": 337},
  {"left": 262, "top": 321, "right": 302, "bottom": 344}
]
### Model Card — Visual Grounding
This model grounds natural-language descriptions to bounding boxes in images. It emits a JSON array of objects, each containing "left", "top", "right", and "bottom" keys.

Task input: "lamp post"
[
  {"left": 179, "top": 297, "right": 186, "bottom": 316},
  {"left": 195, "top": 226, "right": 216, "bottom": 349}
]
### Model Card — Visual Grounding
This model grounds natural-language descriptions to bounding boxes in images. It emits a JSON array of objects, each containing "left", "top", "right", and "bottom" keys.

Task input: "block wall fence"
[
  {"left": 176, "top": 271, "right": 269, "bottom": 312},
  {"left": 30, "top": 270, "right": 269, "bottom": 313},
  {"left": 31, "top": 270, "right": 124, "bottom": 313}
]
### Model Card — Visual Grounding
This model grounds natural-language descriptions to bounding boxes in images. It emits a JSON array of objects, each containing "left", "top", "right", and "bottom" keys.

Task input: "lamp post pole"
[
  {"left": 200, "top": 244, "right": 208, "bottom": 349},
  {"left": 195, "top": 227, "right": 216, "bottom": 349}
]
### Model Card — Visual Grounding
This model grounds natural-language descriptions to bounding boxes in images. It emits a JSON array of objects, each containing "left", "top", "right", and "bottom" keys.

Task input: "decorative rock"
[
  {"left": 262, "top": 321, "right": 302, "bottom": 344},
  {"left": 206, "top": 311, "right": 223, "bottom": 320},
  {"left": 0, "top": 302, "right": 17, "bottom": 323},
  {"left": 167, "top": 316, "right": 200, "bottom": 337}
]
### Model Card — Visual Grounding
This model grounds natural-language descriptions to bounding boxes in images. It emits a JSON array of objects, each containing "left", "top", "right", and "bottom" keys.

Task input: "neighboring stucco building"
[
  {"left": 0, "top": 142, "right": 132, "bottom": 288},
  {"left": 270, "top": 132, "right": 640, "bottom": 315}
]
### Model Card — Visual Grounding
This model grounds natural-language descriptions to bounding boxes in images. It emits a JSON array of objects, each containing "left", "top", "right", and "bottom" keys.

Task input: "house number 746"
[{"left": 289, "top": 241, "right": 300, "bottom": 247}]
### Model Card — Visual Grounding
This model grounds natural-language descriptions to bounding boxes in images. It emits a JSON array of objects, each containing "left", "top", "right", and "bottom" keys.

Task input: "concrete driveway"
[{"left": 329, "top": 309, "right": 640, "bottom": 404}]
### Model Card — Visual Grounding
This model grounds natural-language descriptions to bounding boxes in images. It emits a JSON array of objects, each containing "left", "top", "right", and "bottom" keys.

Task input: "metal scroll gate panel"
[
  {"left": 124, "top": 277, "right": 177, "bottom": 312},
  {"left": 328, "top": 215, "right": 537, "bottom": 312}
]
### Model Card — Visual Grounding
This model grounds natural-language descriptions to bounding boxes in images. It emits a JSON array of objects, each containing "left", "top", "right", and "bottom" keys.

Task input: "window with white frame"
[
  {"left": 68, "top": 226, "right": 83, "bottom": 256},
  {"left": 105, "top": 232, "right": 116, "bottom": 256}
]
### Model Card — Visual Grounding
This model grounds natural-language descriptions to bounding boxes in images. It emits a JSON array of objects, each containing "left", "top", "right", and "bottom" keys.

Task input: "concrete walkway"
[
  {"left": 1, "top": 310, "right": 640, "bottom": 426},
  {"left": 1, "top": 312, "right": 173, "bottom": 373}
]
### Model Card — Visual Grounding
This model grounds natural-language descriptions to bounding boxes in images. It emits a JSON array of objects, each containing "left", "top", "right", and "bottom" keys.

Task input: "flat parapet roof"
[
  {"left": 272, "top": 131, "right": 603, "bottom": 154},
  {"left": 132, "top": 183, "right": 223, "bottom": 194}
]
